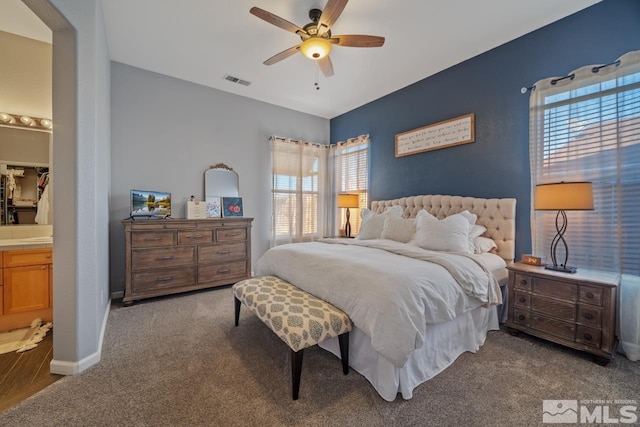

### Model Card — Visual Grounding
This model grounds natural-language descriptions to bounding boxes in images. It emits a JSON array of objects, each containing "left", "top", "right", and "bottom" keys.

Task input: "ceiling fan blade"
[
  {"left": 250, "top": 7, "right": 307, "bottom": 36},
  {"left": 263, "top": 45, "right": 301, "bottom": 66},
  {"left": 330, "top": 35, "right": 385, "bottom": 47},
  {"left": 318, "top": 55, "right": 334, "bottom": 78},
  {"left": 317, "top": 0, "right": 348, "bottom": 37}
]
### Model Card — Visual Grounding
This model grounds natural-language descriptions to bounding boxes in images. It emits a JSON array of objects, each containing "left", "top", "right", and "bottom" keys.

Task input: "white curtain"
[
  {"left": 330, "top": 135, "right": 369, "bottom": 237},
  {"left": 529, "top": 50, "right": 640, "bottom": 360},
  {"left": 270, "top": 137, "right": 329, "bottom": 247}
]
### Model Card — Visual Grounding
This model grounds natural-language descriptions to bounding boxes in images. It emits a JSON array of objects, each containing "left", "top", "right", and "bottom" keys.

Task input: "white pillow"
[
  {"left": 357, "top": 205, "right": 402, "bottom": 240},
  {"left": 381, "top": 215, "right": 416, "bottom": 243},
  {"left": 410, "top": 210, "right": 473, "bottom": 253},
  {"left": 469, "top": 224, "right": 487, "bottom": 253},
  {"left": 474, "top": 236, "right": 498, "bottom": 254}
]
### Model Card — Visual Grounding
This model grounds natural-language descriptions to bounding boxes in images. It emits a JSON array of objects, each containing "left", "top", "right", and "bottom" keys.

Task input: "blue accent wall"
[{"left": 330, "top": 0, "right": 640, "bottom": 259}]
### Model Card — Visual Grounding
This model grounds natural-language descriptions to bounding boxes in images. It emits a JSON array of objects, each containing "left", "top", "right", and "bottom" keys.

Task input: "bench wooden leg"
[
  {"left": 291, "top": 349, "right": 304, "bottom": 400},
  {"left": 234, "top": 297, "right": 241, "bottom": 327},
  {"left": 338, "top": 332, "right": 349, "bottom": 375}
]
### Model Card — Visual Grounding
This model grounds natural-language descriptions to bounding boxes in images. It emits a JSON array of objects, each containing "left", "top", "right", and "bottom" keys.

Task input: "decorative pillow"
[
  {"left": 474, "top": 236, "right": 498, "bottom": 254},
  {"left": 357, "top": 205, "right": 403, "bottom": 240},
  {"left": 409, "top": 210, "right": 473, "bottom": 253},
  {"left": 381, "top": 215, "right": 416, "bottom": 243},
  {"left": 468, "top": 224, "right": 487, "bottom": 253}
]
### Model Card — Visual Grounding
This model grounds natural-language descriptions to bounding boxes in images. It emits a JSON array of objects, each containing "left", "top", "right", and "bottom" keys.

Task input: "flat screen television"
[{"left": 130, "top": 189, "right": 171, "bottom": 218}]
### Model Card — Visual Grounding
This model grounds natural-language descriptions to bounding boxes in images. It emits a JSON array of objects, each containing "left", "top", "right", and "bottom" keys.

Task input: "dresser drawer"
[
  {"left": 576, "top": 325, "right": 601, "bottom": 348},
  {"left": 131, "top": 247, "right": 195, "bottom": 270},
  {"left": 513, "top": 290, "right": 531, "bottom": 308},
  {"left": 198, "top": 260, "right": 247, "bottom": 285},
  {"left": 132, "top": 267, "right": 196, "bottom": 293},
  {"left": 577, "top": 305, "right": 602, "bottom": 328},
  {"left": 579, "top": 285, "right": 603, "bottom": 306},
  {"left": 531, "top": 295, "right": 576, "bottom": 321},
  {"left": 131, "top": 231, "right": 176, "bottom": 248},
  {"left": 178, "top": 230, "right": 213, "bottom": 245},
  {"left": 216, "top": 228, "right": 247, "bottom": 242},
  {"left": 514, "top": 273, "right": 532, "bottom": 290},
  {"left": 198, "top": 242, "right": 246, "bottom": 264},
  {"left": 533, "top": 278, "right": 577, "bottom": 301},
  {"left": 530, "top": 314, "right": 576, "bottom": 341}
]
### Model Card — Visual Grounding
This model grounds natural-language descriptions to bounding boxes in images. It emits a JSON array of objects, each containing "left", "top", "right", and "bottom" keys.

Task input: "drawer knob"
[
  {"left": 157, "top": 276, "right": 173, "bottom": 282},
  {"left": 518, "top": 314, "right": 526, "bottom": 321},
  {"left": 519, "top": 279, "right": 527, "bottom": 286},
  {"left": 583, "top": 313, "right": 594, "bottom": 320},
  {"left": 217, "top": 250, "right": 231, "bottom": 255},
  {"left": 217, "top": 269, "right": 231, "bottom": 274},
  {"left": 186, "top": 235, "right": 203, "bottom": 239},
  {"left": 157, "top": 256, "right": 174, "bottom": 260},
  {"left": 518, "top": 297, "right": 526, "bottom": 303},
  {"left": 583, "top": 333, "right": 593, "bottom": 341},
  {"left": 585, "top": 292, "right": 594, "bottom": 299}
]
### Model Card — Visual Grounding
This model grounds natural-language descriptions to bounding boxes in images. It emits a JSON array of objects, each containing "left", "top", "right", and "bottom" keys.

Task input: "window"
[
  {"left": 530, "top": 51, "right": 640, "bottom": 275},
  {"left": 270, "top": 137, "right": 329, "bottom": 247},
  {"left": 331, "top": 135, "right": 369, "bottom": 236}
]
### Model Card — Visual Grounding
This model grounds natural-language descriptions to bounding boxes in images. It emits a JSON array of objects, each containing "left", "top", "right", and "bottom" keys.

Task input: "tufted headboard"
[{"left": 371, "top": 194, "right": 516, "bottom": 262}]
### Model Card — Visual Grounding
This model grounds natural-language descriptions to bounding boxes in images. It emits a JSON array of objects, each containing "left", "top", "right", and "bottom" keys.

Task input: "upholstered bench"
[{"left": 233, "top": 276, "right": 352, "bottom": 400}]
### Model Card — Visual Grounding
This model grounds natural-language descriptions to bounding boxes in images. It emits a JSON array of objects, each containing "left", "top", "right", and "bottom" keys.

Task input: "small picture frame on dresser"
[
  {"left": 206, "top": 197, "right": 221, "bottom": 218},
  {"left": 222, "top": 197, "right": 243, "bottom": 217}
]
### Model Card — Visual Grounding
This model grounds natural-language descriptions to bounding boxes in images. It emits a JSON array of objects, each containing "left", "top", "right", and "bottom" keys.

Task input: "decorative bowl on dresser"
[
  {"left": 122, "top": 217, "right": 252, "bottom": 305},
  {"left": 505, "top": 262, "right": 619, "bottom": 365}
]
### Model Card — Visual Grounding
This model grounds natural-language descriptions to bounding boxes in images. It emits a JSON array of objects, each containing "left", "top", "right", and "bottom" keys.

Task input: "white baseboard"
[{"left": 50, "top": 297, "right": 111, "bottom": 375}]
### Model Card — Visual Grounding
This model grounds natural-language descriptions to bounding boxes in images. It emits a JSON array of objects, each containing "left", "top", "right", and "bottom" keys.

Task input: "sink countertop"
[{"left": 0, "top": 237, "right": 53, "bottom": 250}]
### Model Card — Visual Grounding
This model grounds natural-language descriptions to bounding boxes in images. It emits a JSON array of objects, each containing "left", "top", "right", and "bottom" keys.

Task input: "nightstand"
[{"left": 505, "top": 262, "right": 619, "bottom": 365}]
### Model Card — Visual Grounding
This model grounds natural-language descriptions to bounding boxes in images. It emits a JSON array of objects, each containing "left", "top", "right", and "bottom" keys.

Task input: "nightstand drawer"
[
  {"left": 576, "top": 326, "right": 601, "bottom": 348},
  {"left": 579, "top": 285, "right": 603, "bottom": 306},
  {"left": 531, "top": 295, "right": 576, "bottom": 322},
  {"left": 533, "top": 278, "right": 577, "bottom": 301},
  {"left": 514, "top": 274, "right": 532, "bottom": 290},
  {"left": 513, "top": 308, "right": 530, "bottom": 326},
  {"left": 577, "top": 305, "right": 602, "bottom": 328},
  {"left": 531, "top": 314, "right": 576, "bottom": 341},
  {"left": 513, "top": 291, "right": 531, "bottom": 308}
]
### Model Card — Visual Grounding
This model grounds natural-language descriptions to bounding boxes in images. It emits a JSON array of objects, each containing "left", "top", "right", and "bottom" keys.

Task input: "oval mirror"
[{"left": 204, "top": 163, "right": 239, "bottom": 199}]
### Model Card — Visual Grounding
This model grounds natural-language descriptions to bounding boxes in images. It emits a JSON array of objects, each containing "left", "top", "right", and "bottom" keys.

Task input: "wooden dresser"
[
  {"left": 122, "top": 218, "right": 252, "bottom": 305},
  {"left": 505, "top": 262, "right": 619, "bottom": 365}
]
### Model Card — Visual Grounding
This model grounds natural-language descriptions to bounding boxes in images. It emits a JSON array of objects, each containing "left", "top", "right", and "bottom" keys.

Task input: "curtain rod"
[{"left": 520, "top": 59, "right": 621, "bottom": 94}]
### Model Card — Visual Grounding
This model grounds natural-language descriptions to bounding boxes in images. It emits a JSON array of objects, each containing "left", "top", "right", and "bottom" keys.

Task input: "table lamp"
[
  {"left": 534, "top": 181, "right": 594, "bottom": 273},
  {"left": 337, "top": 194, "right": 359, "bottom": 238}
]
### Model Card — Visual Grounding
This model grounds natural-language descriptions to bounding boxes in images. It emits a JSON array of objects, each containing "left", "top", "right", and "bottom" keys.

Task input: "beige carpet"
[
  {"left": 0, "top": 286, "right": 638, "bottom": 426},
  {"left": 0, "top": 319, "right": 52, "bottom": 355}
]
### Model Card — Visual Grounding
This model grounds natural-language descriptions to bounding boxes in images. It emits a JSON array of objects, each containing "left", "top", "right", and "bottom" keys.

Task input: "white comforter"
[{"left": 254, "top": 238, "right": 501, "bottom": 367}]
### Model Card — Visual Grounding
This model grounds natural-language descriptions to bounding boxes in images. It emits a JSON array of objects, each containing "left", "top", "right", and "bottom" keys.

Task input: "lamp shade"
[
  {"left": 534, "top": 182, "right": 594, "bottom": 211},
  {"left": 300, "top": 37, "right": 332, "bottom": 60},
  {"left": 337, "top": 194, "right": 359, "bottom": 208}
]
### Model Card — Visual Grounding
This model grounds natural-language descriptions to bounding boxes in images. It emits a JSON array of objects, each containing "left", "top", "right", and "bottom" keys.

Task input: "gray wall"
[
  {"left": 26, "top": 0, "right": 112, "bottom": 374},
  {"left": 109, "top": 62, "right": 329, "bottom": 294}
]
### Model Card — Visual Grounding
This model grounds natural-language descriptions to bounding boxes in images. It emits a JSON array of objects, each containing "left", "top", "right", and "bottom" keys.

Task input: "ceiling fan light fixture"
[{"left": 300, "top": 37, "right": 332, "bottom": 60}]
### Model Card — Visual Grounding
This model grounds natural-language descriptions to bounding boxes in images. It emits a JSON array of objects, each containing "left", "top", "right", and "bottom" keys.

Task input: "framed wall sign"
[{"left": 395, "top": 113, "right": 475, "bottom": 157}]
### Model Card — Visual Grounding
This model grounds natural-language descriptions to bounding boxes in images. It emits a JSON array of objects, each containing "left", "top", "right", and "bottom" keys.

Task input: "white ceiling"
[{"left": 3, "top": 0, "right": 601, "bottom": 119}]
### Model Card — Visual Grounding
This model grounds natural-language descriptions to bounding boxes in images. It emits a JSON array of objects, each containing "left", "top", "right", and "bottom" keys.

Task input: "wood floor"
[{"left": 0, "top": 331, "right": 61, "bottom": 413}]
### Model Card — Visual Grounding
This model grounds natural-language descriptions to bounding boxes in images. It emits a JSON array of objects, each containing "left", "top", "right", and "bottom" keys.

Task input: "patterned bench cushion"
[{"left": 233, "top": 276, "right": 352, "bottom": 352}]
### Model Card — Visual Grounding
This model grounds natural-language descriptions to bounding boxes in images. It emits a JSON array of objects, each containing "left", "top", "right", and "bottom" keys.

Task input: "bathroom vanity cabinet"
[{"left": 0, "top": 248, "right": 53, "bottom": 332}]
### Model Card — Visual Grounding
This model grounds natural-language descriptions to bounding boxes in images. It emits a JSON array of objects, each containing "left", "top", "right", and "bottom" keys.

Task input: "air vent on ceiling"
[{"left": 224, "top": 74, "right": 251, "bottom": 86}]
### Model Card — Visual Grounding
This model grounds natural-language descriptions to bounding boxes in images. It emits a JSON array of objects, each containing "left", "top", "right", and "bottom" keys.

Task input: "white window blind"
[
  {"left": 331, "top": 135, "right": 369, "bottom": 236},
  {"left": 270, "top": 137, "right": 329, "bottom": 247},
  {"left": 529, "top": 50, "right": 640, "bottom": 275}
]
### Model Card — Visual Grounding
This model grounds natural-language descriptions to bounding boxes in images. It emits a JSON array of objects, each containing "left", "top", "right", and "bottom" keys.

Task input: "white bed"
[{"left": 255, "top": 194, "right": 516, "bottom": 401}]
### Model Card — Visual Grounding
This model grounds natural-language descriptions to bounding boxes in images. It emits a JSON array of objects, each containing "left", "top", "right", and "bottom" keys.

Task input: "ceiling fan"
[{"left": 250, "top": 0, "right": 385, "bottom": 78}]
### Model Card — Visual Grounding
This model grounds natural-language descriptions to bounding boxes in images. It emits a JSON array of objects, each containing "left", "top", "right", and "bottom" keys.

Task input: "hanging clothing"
[{"left": 35, "top": 184, "right": 49, "bottom": 225}]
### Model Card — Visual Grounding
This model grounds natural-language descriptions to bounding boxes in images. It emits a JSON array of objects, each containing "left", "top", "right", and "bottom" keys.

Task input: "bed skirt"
[{"left": 319, "top": 305, "right": 499, "bottom": 401}]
